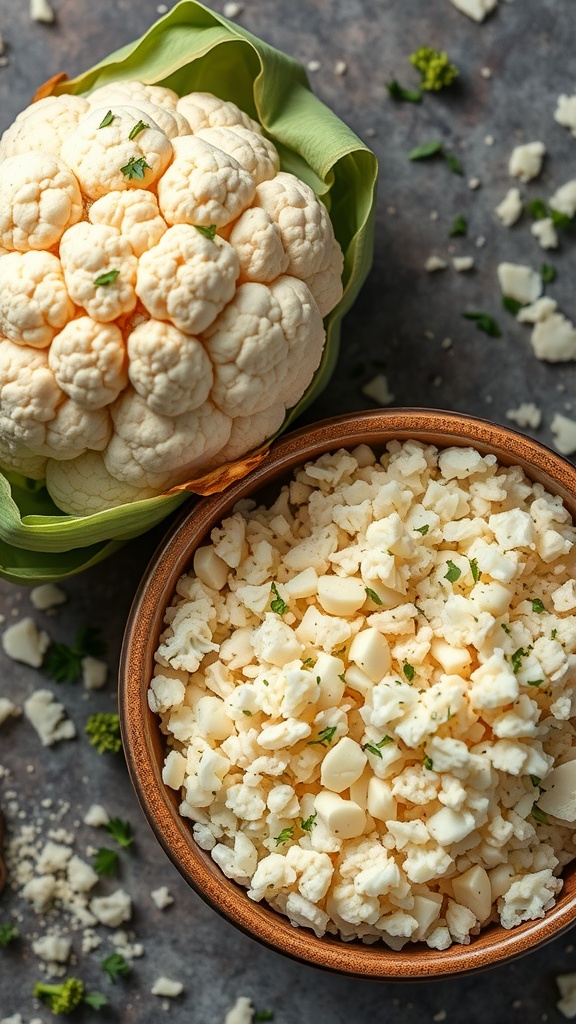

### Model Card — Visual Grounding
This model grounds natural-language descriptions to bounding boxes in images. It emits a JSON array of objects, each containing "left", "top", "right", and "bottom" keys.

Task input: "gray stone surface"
[{"left": 1, "top": 0, "right": 576, "bottom": 1020}]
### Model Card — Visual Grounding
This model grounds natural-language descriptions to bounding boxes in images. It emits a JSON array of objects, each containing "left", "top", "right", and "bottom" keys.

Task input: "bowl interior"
[{"left": 120, "top": 409, "right": 576, "bottom": 978}]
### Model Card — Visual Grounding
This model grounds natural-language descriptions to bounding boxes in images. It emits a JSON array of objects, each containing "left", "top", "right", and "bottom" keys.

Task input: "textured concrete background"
[{"left": 1, "top": 0, "right": 576, "bottom": 1021}]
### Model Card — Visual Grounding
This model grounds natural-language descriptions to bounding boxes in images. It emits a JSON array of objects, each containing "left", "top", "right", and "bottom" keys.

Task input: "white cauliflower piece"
[
  {"left": 0, "top": 94, "right": 89, "bottom": 160},
  {"left": 202, "top": 276, "right": 325, "bottom": 418},
  {"left": 176, "top": 91, "right": 262, "bottom": 134},
  {"left": 105, "top": 389, "right": 231, "bottom": 486},
  {"left": 195, "top": 125, "right": 279, "bottom": 184},
  {"left": 31, "top": 396, "right": 111, "bottom": 460},
  {"left": 247, "top": 852, "right": 297, "bottom": 901},
  {"left": 499, "top": 869, "right": 562, "bottom": 929},
  {"left": 89, "top": 189, "right": 167, "bottom": 257},
  {"left": 157, "top": 135, "right": 255, "bottom": 228},
  {"left": 127, "top": 319, "right": 213, "bottom": 416},
  {"left": 61, "top": 106, "right": 173, "bottom": 199},
  {"left": 253, "top": 171, "right": 340, "bottom": 281},
  {"left": 23, "top": 688, "right": 76, "bottom": 746},
  {"left": 303, "top": 233, "right": 344, "bottom": 317},
  {"left": 229, "top": 207, "right": 289, "bottom": 284},
  {"left": 46, "top": 450, "right": 163, "bottom": 514},
  {"left": 59, "top": 222, "right": 137, "bottom": 322},
  {"left": 0, "top": 251, "right": 74, "bottom": 348},
  {"left": 49, "top": 316, "right": 127, "bottom": 409},
  {"left": 87, "top": 80, "right": 179, "bottom": 111},
  {"left": 217, "top": 403, "right": 286, "bottom": 464},
  {"left": 0, "top": 151, "right": 82, "bottom": 251},
  {"left": 0, "top": 339, "right": 62, "bottom": 454},
  {"left": 135, "top": 224, "right": 239, "bottom": 334}
]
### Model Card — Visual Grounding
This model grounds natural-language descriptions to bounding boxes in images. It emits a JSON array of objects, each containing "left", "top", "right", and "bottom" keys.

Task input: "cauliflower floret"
[
  {"left": 49, "top": 316, "right": 127, "bottom": 409},
  {"left": 61, "top": 106, "right": 173, "bottom": 199},
  {"left": 89, "top": 189, "right": 167, "bottom": 257},
  {"left": 59, "top": 222, "right": 137, "bottom": 322},
  {"left": 31, "top": 397, "right": 111, "bottom": 460},
  {"left": 499, "top": 869, "right": 562, "bottom": 929},
  {"left": 135, "top": 224, "right": 239, "bottom": 334},
  {"left": 216, "top": 403, "right": 286, "bottom": 464},
  {"left": 202, "top": 276, "right": 325, "bottom": 418},
  {"left": 0, "top": 94, "right": 89, "bottom": 160},
  {"left": 105, "top": 389, "right": 232, "bottom": 486},
  {"left": 157, "top": 135, "right": 255, "bottom": 229},
  {"left": 87, "top": 80, "right": 179, "bottom": 111},
  {"left": 0, "top": 339, "right": 62, "bottom": 453},
  {"left": 253, "top": 171, "right": 340, "bottom": 281},
  {"left": 229, "top": 207, "right": 289, "bottom": 284},
  {"left": 46, "top": 450, "right": 162, "bottom": 514},
  {"left": 195, "top": 126, "right": 279, "bottom": 185},
  {"left": 0, "top": 251, "right": 74, "bottom": 348},
  {"left": 0, "top": 151, "right": 82, "bottom": 251},
  {"left": 127, "top": 319, "right": 213, "bottom": 416},
  {"left": 303, "top": 233, "right": 344, "bottom": 317},
  {"left": 176, "top": 91, "right": 262, "bottom": 134}
]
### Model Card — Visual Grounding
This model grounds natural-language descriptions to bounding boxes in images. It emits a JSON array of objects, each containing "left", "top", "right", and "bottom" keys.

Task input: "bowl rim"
[{"left": 120, "top": 407, "right": 576, "bottom": 979}]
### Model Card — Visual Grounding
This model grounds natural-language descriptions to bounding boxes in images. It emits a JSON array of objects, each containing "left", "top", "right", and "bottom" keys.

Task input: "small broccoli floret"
[
  {"left": 409, "top": 47, "right": 459, "bottom": 91},
  {"left": 85, "top": 712, "right": 122, "bottom": 754},
  {"left": 33, "top": 978, "right": 85, "bottom": 1014}
]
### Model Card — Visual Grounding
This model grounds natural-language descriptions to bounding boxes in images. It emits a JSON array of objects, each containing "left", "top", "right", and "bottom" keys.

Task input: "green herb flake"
[
  {"left": 527, "top": 679, "right": 544, "bottom": 687},
  {"left": 300, "top": 812, "right": 317, "bottom": 832},
  {"left": 415, "top": 524, "right": 429, "bottom": 535},
  {"left": 94, "top": 268, "right": 120, "bottom": 288},
  {"left": 511, "top": 647, "right": 528, "bottom": 674},
  {"left": 0, "top": 923, "right": 19, "bottom": 948},
  {"left": 242, "top": 709, "right": 253, "bottom": 717},
  {"left": 469, "top": 558, "right": 480, "bottom": 583},
  {"left": 443, "top": 150, "right": 463, "bottom": 175},
  {"left": 363, "top": 735, "right": 393, "bottom": 758},
  {"left": 447, "top": 707, "right": 452, "bottom": 721},
  {"left": 444, "top": 560, "right": 462, "bottom": 583},
  {"left": 501, "top": 623, "right": 511, "bottom": 635},
  {"left": 551, "top": 208, "right": 573, "bottom": 229},
  {"left": 92, "top": 847, "right": 120, "bottom": 877},
  {"left": 386, "top": 79, "right": 422, "bottom": 103},
  {"left": 120, "top": 155, "right": 151, "bottom": 180},
  {"left": 254, "top": 1013, "right": 274, "bottom": 1022},
  {"left": 98, "top": 110, "right": 114, "bottom": 129},
  {"left": 194, "top": 224, "right": 217, "bottom": 240},
  {"left": 449, "top": 214, "right": 467, "bottom": 237},
  {"left": 551, "top": 629, "right": 558, "bottom": 640},
  {"left": 365, "top": 586, "right": 383, "bottom": 605},
  {"left": 423, "top": 755, "right": 434, "bottom": 771},
  {"left": 531, "top": 803, "right": 549, "bottom": 825},
  {"left": 530, "top": 775, "right": 544, "bottom": 791},
  {"left": 403, "top": 662, "right": 415, "bottom": 682},
  {"left": 502, "top": 296, "right": 525, "bottom": 316},
  {"left": 527, "top": 198, "right": 548, "bottom": 221},
  {"left": 462, "top": 311, "right": 501, "bottom": 338},
  {"left": 270, "top": 582, "right": 288, "bottom": 615},
  {"left": 262, "top": 679, "right": 269, "bottom": 686},
  {"left": 84, "top": 991, "right": 109, "bottom": 1009},
  {"left": 541, "top": 263, "right": 556, "bottom": 284},
  {"left": 408, "top": 139, "right": 444, "bottom": 161},
  {"left": 44, "top": 625, "right": 106, "bottom": 685},
  {"left": 274, "top": 827, "right": 294, "bottom": 847},
  {"left": 105, "top": 817, "right": 134, "bottom": 849},
  {"left": 308, "top": 726, "right": 337, "bottom": 748},
  {"left": 101, "top": 952, "right": 131, "bottom": 983},
  {"left": 532, "top": 598, "right": 545, "bottom": 613},
  {"left": 128, "top": 119, "right": 149, "bottom": 140}
]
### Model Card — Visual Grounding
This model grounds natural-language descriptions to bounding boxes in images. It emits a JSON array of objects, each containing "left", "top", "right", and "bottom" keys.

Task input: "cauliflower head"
[{"left": 0, "top": 81, "right": 344, "bottom": 514}]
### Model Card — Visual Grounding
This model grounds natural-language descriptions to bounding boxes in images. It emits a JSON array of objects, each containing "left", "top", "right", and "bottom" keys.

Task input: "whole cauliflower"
[{"left": 0, "top": 83, "right": 344, "bottom": 514}]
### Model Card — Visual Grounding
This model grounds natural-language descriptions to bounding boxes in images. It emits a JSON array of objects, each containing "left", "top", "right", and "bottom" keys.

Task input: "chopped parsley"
[
  {"left": 501, "top": 622, "right": 511, "bottom": 635},
  {"left": 403, "top": 662, "right": 415, "bottom": 682},
  {"left": 242, "top": 709, "right": 253, "bottom": 717},
  {"left": 94, "top": 269, "right": 120, "bottom": 287},
  {"left": 462, "top": 311, "right": 501, "bottom": 338},
  {"left": 308, "top": 726, "right": 337, "bottom": 747},
  {"left": 365, "top": 586, "right": 383, "bottom": 605},
  {"left": 101, "top": 952, "right": 131, "bottom": 983},
  {"left": 443, "top": 150, "right": 463, "bottom": 175},
  {"left": 92, "top": 847, "right": 119, "bottom": 877},
  {"left": 422, "top": 755, "right": 434, "bottom": 771},
  {"left": 511, "top": 647, "right": 528, "bottom": 674},
  {"left": 300, "top": 812, "right": 317, "bottom": 832},
  {"left": 262, "top": 679, "right": 269, "bottom": 686},
  {"left": 502, "top": 296, "right": 525, "bottom": 316},
  {"left": 105, "top": 817, "right": 134, "bottom": 849},
  {"left": 363, "top": 736, "right": 393, "bottom": 758},
  {"left": 449, "top": 214, "right": 467, "bottom": 237},
  {"left": 531, "top": 804, "right": 549, "bottom": 825},
  {"left": 195, "top": 224, "right": 218, "bottom": 240},
  {"left": 527, "top": 679, "right": 544, "bottom": 687},
  {"left": 386, "top": 79, "right": 422, "bottom": 103},
  {"left": 0, "top": 923, "right": 19, "bottom": 948},
  {"left": 270, "top": 583, "right": 288, "bottom": 615},
  {"left": 254, "top": 1013, "right": 274, "bottom": 1022},
  {"left": 531, "top": 598, "right": 545, "bottom": 613},
  {"left": 541, "top": 263, "right": 556, "bottom": 284},
  {"left": 446, "top": 706, "right": 452, "bottom": 721},
  {"left": 408, "top": 139, "right": 444, "bottom": 160},
  {"left": 444, "top": 560, "right": 461, "bottom": 583},
  {"left": 128, "top": 119, "right": 149, "bottom": 140},
  {"left": 98, "top": 110, "right": 114, "bottom": 129},
  {"left": 274, "top": 827, "right": 294, "bottom": 847},
  {"left": 120, "top": 155, "right": 151, "bottom": 180},
  {"left": 469, "top": 557, "right": 480, "bottom": 583},
  {"left": 527, "top": 198, "right": 548, "bottom": 220},
  {"left": 415, "top": 524, "right": 429, "bottom": 535},
  {"left": 551, "top": 629, "right": 558, "bottom": 640},
  {"left": 551, "top": 208, "right": 573, "bottom": 229},
  {"left": 530, "top": 775, "right": 542, "bottom": 789},
  {"left": 43, "top": 625, "right": 106, "bottom": 684}
]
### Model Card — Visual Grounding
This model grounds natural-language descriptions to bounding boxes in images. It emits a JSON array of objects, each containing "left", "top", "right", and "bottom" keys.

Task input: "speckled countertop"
[{"left": 1, "top": 1, "right": 576, "bottom": 1021}]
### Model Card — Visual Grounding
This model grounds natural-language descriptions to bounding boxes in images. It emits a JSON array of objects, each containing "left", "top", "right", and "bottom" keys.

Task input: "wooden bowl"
[{"left": 120, "top": 408, "right": 576, "bottom": 979}]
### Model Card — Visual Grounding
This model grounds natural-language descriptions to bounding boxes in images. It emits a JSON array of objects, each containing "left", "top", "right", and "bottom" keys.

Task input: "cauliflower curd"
[
  {"left": 0, "top": 81, "right": 343, "bottom": 514},
  {"left": 150, "top": 441, "right": 576, "bottom": 949}
]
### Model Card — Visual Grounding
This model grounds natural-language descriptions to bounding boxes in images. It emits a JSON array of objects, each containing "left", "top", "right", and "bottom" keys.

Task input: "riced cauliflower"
[
  {"left": 0, "top": 82, "right": 344, "bottom": 513},
  {"left": 150, "top": 441, "right": 576, "bottom": 949}
]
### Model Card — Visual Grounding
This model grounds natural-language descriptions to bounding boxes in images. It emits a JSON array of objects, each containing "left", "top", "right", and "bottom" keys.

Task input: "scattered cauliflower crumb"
[
  {"left": 554, "top": 95, "right": 576, "bottom": 138},
  {"left": 505, "top": 403, "right": 542, "bottom": 429},
  {"left": 81, "top": 656, "right": 108, "bottom": 690},
  {"left": 90, "top": 889, "right": 132, "bottom": 927},
  {"left": 531, "top": 218, "right": 558, "bottom": 251},
  {"left": 551, "top": 413, "right": 576, "bottom": 455},
  {"left": 151, "top": 886, "right": 174, "bottom": 910},
  {"left": 151, "top": 976, "right": 184, "bottom": 998},
  {"left": 557, "top": 972, "right": 576, "bottom": 1019},
  {"left": 449, "top": 0, "right": 498, "bottom": 22},
  {"left": 30, "top": 583, "right": 67, "bottom": 611},
  {"left": 508, "top": 142, "right": 546, "bottom": 183},
  {"left": 497, "top": 262, "right": 542, "bottom": 305},
  {"left": 495, "top": 188, "right": 523, "bottom": 227},
  {"left": 452, "top": 256, "right": 474, "bottom": 272},
  {"left": 2, "top": 617, "right": 50, "bottom": 667},
  {"left": 0, "top": 697, "right": 19, "bottom": 726},
  {"left": 223, "top": 2, "right": 244, "bottom": 16},
  {"left": 23, "top": 690, "right": 76, "bottom": 746},
  {"left": 425, "top": 256, "right": 448, "bottom": 272},
  {"left": 30, "top": 0, "right": 55, "bottom": 22},
  {"left": 83, "top": 803, "right": 109, "bottom": 827},
  {"left": 224, "top": 997, "right": 254, "bottom": 1024},
  {"left": 361, "top": 374, "right": 395, "bottom": 407}
]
